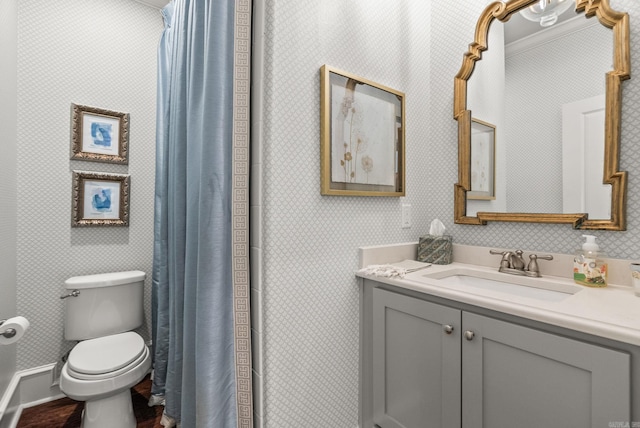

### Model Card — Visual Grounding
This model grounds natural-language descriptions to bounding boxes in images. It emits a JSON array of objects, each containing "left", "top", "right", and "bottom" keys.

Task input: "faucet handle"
[
  {"left": 527, "top": 254, "right": 553, "bottom": 277},
  {"left": 490, "top": 249, "right": 512, "bottom": 269}
]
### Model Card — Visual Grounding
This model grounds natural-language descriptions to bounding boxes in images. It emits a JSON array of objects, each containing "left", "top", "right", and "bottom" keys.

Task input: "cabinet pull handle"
[
  {"left": 443, "top": 324, "right": 454, "bottom": 335},
  {"left": 464, "top": 330, "right": 475, "bottom": 341}
]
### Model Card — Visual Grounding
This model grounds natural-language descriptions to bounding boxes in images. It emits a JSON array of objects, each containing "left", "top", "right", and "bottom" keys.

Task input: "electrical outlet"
[{"left": 401, "top": 204, "right": 411, "bottom": 229}]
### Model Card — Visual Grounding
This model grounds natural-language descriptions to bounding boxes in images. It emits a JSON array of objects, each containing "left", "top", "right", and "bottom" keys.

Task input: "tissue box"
[{"left": 417, "top": 235, "right": 452, "bottom": 265}]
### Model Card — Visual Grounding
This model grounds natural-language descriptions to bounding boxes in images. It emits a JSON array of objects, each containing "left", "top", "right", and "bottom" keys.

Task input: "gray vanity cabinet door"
[
  {"left": 372, "top": 288, "right": 462, "bottom": 428},
  {"left": 462, "top": 312, "right": 631, "bottom": 428}
]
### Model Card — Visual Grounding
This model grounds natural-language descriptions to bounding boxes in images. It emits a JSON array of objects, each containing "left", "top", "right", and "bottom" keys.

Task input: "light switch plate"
[{"left": 401, "top": 204, "right": 411, "bottom": 229}]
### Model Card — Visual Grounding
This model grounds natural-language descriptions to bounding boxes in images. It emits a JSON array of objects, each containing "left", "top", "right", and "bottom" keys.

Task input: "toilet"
[{"left": 59, "top": 271, "right": 152, "bottom": 428}]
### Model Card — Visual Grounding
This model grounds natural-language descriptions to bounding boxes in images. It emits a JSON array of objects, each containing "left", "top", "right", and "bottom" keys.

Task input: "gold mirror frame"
[{"left": 454, "top": 0, "right": 630, "bottom": 230}]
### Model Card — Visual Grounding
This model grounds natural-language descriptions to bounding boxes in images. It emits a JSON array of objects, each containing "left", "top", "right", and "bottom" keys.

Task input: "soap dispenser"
[{"left": 573, "top": 235, "right": 607, "bottom": 287}]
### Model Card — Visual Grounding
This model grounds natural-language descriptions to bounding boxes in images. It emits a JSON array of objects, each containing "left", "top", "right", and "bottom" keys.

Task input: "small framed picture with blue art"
[
  {"left": 72, "top": 171, "right": 130, "bottom": 227},
  {"left": 70, "top": 103, "right": 130, "bottom": 164}
]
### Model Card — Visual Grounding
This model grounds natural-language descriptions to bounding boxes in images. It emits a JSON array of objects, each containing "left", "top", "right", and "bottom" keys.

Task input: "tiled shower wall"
[
  {"left": 15, "top": 0, "right": 162, "bottom": 371},
  {"left": 256, "top": 0, "right": 640, "bottom": 426}
]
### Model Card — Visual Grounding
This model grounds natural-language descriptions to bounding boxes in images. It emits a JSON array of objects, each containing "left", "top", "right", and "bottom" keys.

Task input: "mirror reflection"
[{"left": 467, "top": 7, "right": 612, "bottom": 217}]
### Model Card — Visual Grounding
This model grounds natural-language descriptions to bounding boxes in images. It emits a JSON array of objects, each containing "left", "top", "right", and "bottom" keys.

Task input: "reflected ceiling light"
[{"left": 520, "top": 0, "right": 573, "bottom": 27}]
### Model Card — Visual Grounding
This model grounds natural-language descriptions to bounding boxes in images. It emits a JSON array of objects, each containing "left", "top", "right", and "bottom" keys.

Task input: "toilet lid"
[{"left": 68, "top": 332, "right": 146, "bottom": 375}]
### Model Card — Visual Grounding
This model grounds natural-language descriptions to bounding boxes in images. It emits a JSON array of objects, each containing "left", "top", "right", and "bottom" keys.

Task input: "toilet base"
[{"left": 81, "top": 389, "right": 136, "bottom": 428}]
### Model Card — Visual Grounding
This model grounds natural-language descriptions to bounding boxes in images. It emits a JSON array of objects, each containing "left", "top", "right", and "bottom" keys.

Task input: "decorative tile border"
[{"left": 232, "top": 0, "right": 253, "bottom": 427}]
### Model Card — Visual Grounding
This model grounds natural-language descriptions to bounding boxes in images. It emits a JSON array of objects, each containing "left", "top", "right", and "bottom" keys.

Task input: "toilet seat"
[{"left": 67, "top": 332, "right": 147, "bottom": 380}]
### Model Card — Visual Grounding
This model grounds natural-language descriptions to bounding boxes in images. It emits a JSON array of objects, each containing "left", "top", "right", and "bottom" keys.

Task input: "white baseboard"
[{"left": 0, "top": 364, "right": 64, "bottom": 428}]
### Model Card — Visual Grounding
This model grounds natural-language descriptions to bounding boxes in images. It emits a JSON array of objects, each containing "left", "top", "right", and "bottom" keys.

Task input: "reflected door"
[{"left": 562, "top": 94, "right": 611, "bottom": 219}]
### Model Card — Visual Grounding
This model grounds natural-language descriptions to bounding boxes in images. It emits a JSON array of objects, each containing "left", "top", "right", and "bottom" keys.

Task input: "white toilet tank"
[{"left": 63, "top": 271, "right": 146, "bottom": 340}]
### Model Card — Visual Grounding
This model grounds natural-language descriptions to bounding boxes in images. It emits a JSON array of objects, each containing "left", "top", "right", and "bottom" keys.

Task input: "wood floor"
[{"left": 16, "top": 375, "right": 164, "bottom": 428}]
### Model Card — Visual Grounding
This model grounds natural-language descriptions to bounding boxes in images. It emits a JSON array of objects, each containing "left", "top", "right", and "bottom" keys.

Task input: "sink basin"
[{"left": 420, "top": 268, "right": 582, "bottom": 302}]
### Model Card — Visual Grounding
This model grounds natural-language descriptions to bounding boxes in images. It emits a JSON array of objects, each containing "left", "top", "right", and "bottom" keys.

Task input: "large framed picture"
[
  {"left": 71, "top": 171, "right": 130, "bottom": 227},
  {"left": 320, "top": 65, "right": 405, "bottom": 196},
  {"left": 468, "top": 118, "right": 496, "bottom": 200},
  {"left": 70, "top": 103, "right": 130, "bottom": 164}
]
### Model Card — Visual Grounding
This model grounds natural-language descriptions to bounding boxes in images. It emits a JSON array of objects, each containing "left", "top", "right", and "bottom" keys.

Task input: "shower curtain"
[{"left": 152, "top": 1, "right": 252, "bottom": 427}]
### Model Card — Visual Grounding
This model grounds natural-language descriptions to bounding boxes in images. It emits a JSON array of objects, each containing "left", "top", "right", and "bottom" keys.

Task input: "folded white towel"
[{"left": 358, "top": 259, "right": 431, "bottom": 278}]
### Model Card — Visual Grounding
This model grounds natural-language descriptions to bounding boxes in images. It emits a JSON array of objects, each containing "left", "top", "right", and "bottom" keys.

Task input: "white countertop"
[{"left": 358, "top": 261, "right": 640, "bottom": 346}]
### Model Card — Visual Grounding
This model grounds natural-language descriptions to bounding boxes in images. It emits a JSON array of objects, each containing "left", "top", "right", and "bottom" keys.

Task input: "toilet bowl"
[
  {"left": 58, "top": 271, "right": 150, "bottom": 428},
  {"left": 59, "top": 332, "right": 151, "bottom": 427}
]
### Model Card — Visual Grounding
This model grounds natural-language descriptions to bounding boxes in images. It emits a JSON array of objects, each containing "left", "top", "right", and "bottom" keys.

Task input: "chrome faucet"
[{"left": 490, "top": 249, "right": 553, "bottom": 277}]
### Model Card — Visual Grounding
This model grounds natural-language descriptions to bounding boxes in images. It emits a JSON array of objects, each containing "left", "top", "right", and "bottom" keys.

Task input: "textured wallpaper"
[
  {"left": 15, "top": 0, "right": 162, "bottom": 371},
  {"left": 0, "top": 0, "right": 18, "bottom": 394},
  {"left": 258, "top": 0, "right": 640, "bottom": 426},
  {"left": 259, "top": 1, "right": 432, "bottom": 426}
]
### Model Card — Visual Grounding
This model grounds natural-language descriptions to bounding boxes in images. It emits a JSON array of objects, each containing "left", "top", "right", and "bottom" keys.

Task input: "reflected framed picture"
[
  {"left": 468, "top": 118, "right": 496, "bottom": 200},
  {"left": 320, "top": 65, "right": 405, "bottom": 196},
  {"left": 72, "top": 171, "right": 130, "bottom": 227},
  {"left": 70, "top": 103, "right": 130, "bottom": 164}
]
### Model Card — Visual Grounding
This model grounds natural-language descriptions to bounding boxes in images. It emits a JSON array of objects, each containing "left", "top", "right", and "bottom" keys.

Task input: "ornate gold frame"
[
  {"left": 454, "top": 0, "right": 630, "bottom": 230},
  {"left": 71, "top": 170, "right": 130, "bottom": 227},
  {"left": 70, "top": 103, "right": 130, "bottom": 164}
]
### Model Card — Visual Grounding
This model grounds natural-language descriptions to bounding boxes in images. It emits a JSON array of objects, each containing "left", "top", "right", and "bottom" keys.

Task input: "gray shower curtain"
[{"left": 151, "top": 1, "right": 252, "bottom": 426}]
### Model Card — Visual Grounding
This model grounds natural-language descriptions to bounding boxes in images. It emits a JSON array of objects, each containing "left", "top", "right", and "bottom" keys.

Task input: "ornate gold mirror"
[{"left": 454, "top": 0, "right": 629, "bottom": 230}]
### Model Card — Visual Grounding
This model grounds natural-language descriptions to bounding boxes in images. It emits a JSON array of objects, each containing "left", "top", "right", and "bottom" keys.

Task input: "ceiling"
[
  {"left": 133, "top": 1, "right": 584, "bottom": 44},
  {"left": 504, "top": 6, "right": 581, "bottom": 44}
]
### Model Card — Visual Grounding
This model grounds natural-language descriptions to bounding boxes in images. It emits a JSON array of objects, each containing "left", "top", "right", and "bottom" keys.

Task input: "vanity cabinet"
[{"left": 364, "top": 284, "right": 632, "bottom": 428}]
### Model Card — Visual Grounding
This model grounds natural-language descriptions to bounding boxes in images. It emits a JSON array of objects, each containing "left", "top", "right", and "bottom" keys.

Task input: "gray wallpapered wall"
[
  {"left": 259, "top": 1, "right": 435, "bottom": 426},
  {"left": 258, "top": 0, "right": 640, "bottom": 426},
  {"left": 15, "top": 0, "right": 162, "bottom": 371},
  {"left": 0, "top": 0, "right": 18, "bottom": 394}
]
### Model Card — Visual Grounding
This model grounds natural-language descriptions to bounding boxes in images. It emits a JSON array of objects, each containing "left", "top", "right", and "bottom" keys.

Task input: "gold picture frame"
[
  {"left": 320, "top": 65, "right": 405, "bottom": 196},
  {"left": 70, "top": 103, "right": 130, "bottom": 164},
  {"left": 467, "top": 118, "right": 496, "bottom": 200},
  {"left": 72, "top": 170, "right": 130, "bottom": 227}
]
